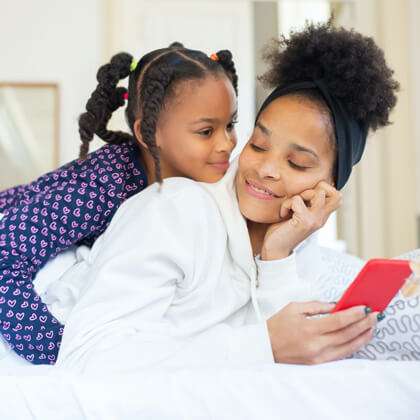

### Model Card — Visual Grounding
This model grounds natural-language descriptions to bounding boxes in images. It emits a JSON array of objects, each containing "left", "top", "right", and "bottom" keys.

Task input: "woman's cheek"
[{"left": 285, "top": 173, "right": 317, "bottom": 196}]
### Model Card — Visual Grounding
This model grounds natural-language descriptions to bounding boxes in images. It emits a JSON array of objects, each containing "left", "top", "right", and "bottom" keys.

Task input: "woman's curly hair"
[
  {"left": 78, "top": 42, "right": 238, "bottom": 182},
  {"left": 259, "top": 20, "right": 399, "bottom": 132}
]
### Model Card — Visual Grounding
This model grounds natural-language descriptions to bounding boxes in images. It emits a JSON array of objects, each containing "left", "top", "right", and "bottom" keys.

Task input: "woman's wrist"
[{"left": 260, "top": 245, "right": 292, "bottom": 261}]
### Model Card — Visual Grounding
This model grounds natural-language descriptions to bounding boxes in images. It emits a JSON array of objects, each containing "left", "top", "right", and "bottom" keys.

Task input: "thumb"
[{"left": 297, "top": 301, "right": 336, "bottom": 316}]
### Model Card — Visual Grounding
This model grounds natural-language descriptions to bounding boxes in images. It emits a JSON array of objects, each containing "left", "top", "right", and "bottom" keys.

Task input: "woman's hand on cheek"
[
  {"left": 266, "top": 301, "right": 378, "bottom": 365},
  {"left": 261, "top": 181, "right": 342, "bottom": 260}
]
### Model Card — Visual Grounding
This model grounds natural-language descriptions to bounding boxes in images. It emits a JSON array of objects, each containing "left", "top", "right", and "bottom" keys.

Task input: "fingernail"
[
  {"left": 364, "top": 307, "right": 372, "bottom": 316},
  {"left": 377, "top": 312, "right": 386, "bottom": 322}
]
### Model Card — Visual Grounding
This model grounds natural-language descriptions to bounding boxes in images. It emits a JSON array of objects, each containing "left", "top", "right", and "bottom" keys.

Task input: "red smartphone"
[{"left": 331, "top": 259, "right": 412, "bottom": 313}]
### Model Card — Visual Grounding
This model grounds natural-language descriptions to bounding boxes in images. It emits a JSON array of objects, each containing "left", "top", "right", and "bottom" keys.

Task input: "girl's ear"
[{"left": 134, "top": 119, "right": 149, "bottom": 150}]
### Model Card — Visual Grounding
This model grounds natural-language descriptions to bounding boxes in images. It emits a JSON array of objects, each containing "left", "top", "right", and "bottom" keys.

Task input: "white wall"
[
  {"left": 0, "top": 0, "right": 258, "bottom": 169},
  {"left": 0, "top": 0, "right": 105, "bottom": 165},
  {"left": 104, "top": 0, "right": 255, "bottom": 155}
]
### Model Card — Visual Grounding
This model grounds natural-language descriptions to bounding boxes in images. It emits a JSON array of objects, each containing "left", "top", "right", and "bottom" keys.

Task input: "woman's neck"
[{"left": 247, "top": 220, "right": 269, "bottom": 257}]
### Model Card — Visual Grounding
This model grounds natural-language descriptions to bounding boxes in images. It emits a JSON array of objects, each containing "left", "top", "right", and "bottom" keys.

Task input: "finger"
[
  {"left": 290, "top": 195, "right": 309, "bottom": 214},
  {"left": 315, "top": 305, "right": 369, "bottom": 334},
  {"left": 325, "top": 192, "right": 342, "bottom": 212},
  {"left": 316, "top": 181, "right": 338, "bottom": 198},
  {"left": 318, "top": 327, "right": 375, "bottom": 364},
  {"left": 297, "top": 301, "right": 336, "bottom": 316},
  {"left": 280, "top": 198, "right": 293, "bottom": 219},
  {"left": 322, "top": 184, "right": 342, "bottom": 211},
  {"left": 280, "top": 196, "right": 309, "bottom": 219},
  {"left": 289, "top": 196, "right": 311, "bottom": 227},
  {"left": 299, "top": 189, "right": 316, "bottom": 203},
  {"left": 311, "top": 188, "right": 326, "bottom": 211},
  {"left": 326, "top": 312, "right": 378, "bottom": 346}
]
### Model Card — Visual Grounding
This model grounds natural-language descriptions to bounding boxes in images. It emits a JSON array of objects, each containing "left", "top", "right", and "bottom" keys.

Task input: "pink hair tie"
[{"left": 123, "top": 92, "right": 129, "bottom": 100}]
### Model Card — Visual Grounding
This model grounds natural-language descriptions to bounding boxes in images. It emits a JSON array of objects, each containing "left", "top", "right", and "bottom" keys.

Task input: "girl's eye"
[
  {"left": 250, "top": 143, "right": 265, "bottom": 152},
  {"left": 227, "top": 119, "right": 238, "bottom": 132},
  {"left": 197, "top": 128, "right": 213, "bottom": 137},
  {"left": 288, "top": 160, "right": 308, "bottom": 170}
]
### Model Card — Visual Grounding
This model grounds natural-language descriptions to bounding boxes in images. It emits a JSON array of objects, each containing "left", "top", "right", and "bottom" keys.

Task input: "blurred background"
[{"left": 0, "top": 0, "right": 419, "bottom": 260}]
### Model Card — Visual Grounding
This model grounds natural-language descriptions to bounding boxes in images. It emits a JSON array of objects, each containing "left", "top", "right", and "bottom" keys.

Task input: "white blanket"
[{"left": 0, "top": 360, "right": 419, "bottom": 420}]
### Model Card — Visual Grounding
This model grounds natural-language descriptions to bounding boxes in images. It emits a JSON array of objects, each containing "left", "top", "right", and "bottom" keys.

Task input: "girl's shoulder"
[
  {"left": 120, "top": 176, "right": 217, "bottom": 216},
  {"left": 103, "top": 176, "right": 222, "bottom": 239}
]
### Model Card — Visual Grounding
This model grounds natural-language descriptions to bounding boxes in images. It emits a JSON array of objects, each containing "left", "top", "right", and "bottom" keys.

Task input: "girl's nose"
[{"left": 215, "top": 130, "right": 236, "bottom": 154}]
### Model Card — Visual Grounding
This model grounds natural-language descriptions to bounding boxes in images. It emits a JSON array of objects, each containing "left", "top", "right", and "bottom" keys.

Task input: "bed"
[{"left": 0, "top": 245, "right": 418, "bottom": 419}]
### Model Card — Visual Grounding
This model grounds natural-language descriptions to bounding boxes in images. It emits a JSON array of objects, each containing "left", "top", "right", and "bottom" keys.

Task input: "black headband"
[{"left": 255, "top": 80, "right": 368, "bottom": 190}]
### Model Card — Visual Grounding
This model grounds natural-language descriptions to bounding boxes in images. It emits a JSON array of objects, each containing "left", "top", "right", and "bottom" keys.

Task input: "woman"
[{"left": 52, "top": 21, "right": 402, "bottom": 373}]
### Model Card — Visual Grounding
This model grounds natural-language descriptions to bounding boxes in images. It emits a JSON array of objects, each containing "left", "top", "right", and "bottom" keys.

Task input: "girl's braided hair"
[{"left": 78, "top": 42, "right": 238, "bottom": 182}]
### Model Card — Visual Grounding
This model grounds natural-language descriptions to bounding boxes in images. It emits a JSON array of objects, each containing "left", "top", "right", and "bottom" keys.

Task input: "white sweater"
[{"left": 56, "top": 160, "right": 318, "bottom": 373}]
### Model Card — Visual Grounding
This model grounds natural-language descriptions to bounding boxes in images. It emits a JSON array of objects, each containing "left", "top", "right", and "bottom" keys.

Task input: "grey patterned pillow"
[{"left": 307, "top": 246, "right": 420, "bottom": 361}]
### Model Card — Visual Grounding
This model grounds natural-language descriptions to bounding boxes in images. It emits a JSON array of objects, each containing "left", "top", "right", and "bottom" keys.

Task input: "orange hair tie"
[{"left": 210, "top": 53, "right": 219, "bottom": 61}]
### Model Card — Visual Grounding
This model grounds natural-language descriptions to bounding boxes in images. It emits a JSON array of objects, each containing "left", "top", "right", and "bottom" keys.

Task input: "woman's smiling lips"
[{"left": 245, "top": 179, "right": 280, "bottom": 201}]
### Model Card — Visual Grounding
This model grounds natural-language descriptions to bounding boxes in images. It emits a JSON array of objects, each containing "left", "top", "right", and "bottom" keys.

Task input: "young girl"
[
  {"left": 0, "top": 43, "right": 239, "bottom": 364},
  {"left": 55, "top": 22, "right": 400, "bottom": 373}
]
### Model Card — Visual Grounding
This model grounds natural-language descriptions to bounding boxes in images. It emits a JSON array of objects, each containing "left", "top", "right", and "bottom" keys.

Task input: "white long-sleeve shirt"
[{"left": 56, "top": 160, "right": 317, "bottom": 374}]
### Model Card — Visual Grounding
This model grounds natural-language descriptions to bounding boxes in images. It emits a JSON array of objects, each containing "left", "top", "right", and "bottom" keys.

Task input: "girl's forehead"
[{"left": 168, "top": 76, "right": 237, "bottom": 115}]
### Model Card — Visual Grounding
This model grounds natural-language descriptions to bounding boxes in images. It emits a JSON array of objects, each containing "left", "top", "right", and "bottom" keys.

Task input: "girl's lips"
[
  {"left": 209, "top": 161, "right": 230, "bottom": 172},
  {"left": 245, "top": 180, "right": 278, "bottom": 201}
]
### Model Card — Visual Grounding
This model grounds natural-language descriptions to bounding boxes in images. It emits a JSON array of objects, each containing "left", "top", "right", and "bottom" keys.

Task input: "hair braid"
[
  {"left": 138, "top": 63, "right": 175, "bottom": 182},
  {"left": 215, "top": 50, "right": 238, "bottom": 95},
  {"left": 78, "top": 52, "right": 133, "bottom": 159}
]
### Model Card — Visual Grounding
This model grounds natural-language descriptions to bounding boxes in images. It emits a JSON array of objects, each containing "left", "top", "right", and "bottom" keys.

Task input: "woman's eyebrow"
[
  {"left": 255, "top": 121, "right": 271, "bottom": 136},
  {"left": 290, "top": 143, "right": 319, "bottom": 160}
]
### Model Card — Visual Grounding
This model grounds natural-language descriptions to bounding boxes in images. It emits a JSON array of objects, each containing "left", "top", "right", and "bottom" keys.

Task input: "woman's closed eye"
[
  {"left": 250, "top": 143, "right": 266, "bottom": 152},
  {"left": 288, "top": 160, "right": 309, "bottom": 170}
]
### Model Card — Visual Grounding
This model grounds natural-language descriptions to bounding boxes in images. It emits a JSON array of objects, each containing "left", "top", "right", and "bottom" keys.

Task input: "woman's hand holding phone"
[
  {"left": 261, "top": 181, "right": 342, "bottom": 261},
  {"left": 266, "top": 301, "right": 379, "bottom": 365}
]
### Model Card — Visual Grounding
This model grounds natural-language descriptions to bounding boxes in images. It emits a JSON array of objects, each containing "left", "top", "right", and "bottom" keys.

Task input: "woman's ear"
[{"left": 134, "top": 119, "right": 149, "bottom": 150}]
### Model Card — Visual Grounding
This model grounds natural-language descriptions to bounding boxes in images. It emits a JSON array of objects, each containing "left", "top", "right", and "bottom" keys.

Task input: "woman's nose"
[{"left": 258, "top": 159, "right": 282, "bottom": 181}]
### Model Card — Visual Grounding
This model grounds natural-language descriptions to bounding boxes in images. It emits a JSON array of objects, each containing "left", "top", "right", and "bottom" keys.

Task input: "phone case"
[{"left": 332, "top": 259, "right": 412, "bottom": 313}]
